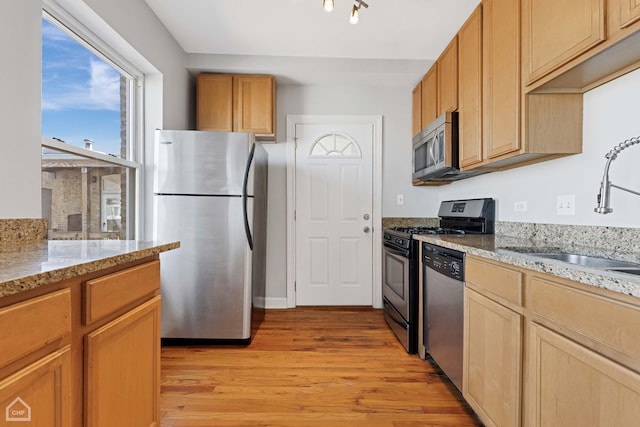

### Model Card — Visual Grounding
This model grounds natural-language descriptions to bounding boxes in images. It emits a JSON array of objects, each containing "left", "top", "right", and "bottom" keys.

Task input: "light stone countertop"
[
  {"left": 414, "top": 234, "right": 640, "bottom": 298},
  {"left": 0, "top": 239, "right": 180, "bottom": 298}
]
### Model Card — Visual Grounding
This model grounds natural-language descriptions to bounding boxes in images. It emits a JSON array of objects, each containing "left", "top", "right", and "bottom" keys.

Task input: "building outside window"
[{"left": 41, "top": 9, "right": 142, "bottom": 240}]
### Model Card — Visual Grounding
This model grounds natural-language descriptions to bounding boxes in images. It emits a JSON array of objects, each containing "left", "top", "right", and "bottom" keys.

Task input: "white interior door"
[{"left": 294, "top": 122, "right": 374, "bottom": 306}]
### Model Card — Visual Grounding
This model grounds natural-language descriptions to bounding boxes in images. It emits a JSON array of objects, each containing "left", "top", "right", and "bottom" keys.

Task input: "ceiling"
[{"left": 144, "top": 0, "right": 481, "bottom": 86}]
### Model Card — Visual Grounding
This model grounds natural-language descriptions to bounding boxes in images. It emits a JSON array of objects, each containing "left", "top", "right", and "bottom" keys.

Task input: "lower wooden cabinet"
[
  {"left": 0, "top": 346, "right": 71, "bottom": 426},
  {"left": 465, "top": 255, "right": 640, "bottom": 427},
  {"left": 464, "top": 288, "right": 522, "bottom": 427},
  {"left": 0, "top": 259, "right": 161, "bottom": 427},
  {"left": 85, "top": 296, "right": 161, "bottom": 427},
  {"left": 527, "top": 323, "right": 640, "bottom": 427}
]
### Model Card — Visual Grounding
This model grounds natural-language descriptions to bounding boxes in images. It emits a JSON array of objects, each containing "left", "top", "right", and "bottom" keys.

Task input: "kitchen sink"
[
  {"left": 604, "top": 267, "right": 640, "bottom": 276},
  {"left": 499, "top": 247, "right": 640, "bottom": 270},
  {"left": 525, "top": 253, "right": 640, "bottom": 269}
]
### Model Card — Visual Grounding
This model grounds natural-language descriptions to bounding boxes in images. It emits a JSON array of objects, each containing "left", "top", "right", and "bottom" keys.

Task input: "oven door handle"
[
  {"left": 383, "top": 299, "right": 407, "bottom": 328},
  {"left": 383, "top": 244, "right": 410, "bottom": 258}
]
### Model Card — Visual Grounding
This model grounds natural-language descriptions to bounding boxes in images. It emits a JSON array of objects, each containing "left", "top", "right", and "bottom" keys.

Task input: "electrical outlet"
[
  {"left": 396, "top": 194, "right": 404, "bottom": 206},
  {"left": 557, "top": 195, "right": 576, "bottom": 216},
  {"left": 514, "top": 201, "right": 528, "bottom": 212}
]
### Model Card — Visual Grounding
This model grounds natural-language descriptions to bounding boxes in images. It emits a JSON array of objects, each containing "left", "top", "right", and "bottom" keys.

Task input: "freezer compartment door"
[
  {"left": 154, "top": 195, "right": 252, "bottom": 339},
  {"left": 155, "top": 130, "right": 253, "bottom": 195}
]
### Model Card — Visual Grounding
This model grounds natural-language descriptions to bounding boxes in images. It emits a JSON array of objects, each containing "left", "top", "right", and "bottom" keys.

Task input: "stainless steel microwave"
[
  {"left": 412, "top": 112, "right": 458, "bottom": 181},
  {"left": 412, "top": 112, "right": 486, "bottom": 182}
]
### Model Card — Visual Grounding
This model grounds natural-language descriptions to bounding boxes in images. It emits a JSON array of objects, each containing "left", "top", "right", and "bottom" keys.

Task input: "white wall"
[
  {"left": 437, "top": 68, "right": 640, "bottom": 227},
  {"left": 0, "top": 1, "right": 44, "bottom": 218}
]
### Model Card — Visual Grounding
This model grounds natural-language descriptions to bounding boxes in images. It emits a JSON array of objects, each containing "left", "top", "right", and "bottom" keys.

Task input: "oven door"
[{"left": 382, "top": 246, "right": 410, "bottom": 321}]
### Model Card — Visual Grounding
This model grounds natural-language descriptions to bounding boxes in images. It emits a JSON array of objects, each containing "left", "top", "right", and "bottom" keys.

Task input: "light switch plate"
[{"left": 396, "top": 194, "right": 404, "bottom": 206}]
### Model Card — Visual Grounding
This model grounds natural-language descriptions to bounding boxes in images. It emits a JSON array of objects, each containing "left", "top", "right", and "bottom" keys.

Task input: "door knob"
[
  {"left": 363, "top": 226, "right": 371, "bottom": 233},
  {"left": 363, "top": 214, "right": 370, "bottom": 220}
]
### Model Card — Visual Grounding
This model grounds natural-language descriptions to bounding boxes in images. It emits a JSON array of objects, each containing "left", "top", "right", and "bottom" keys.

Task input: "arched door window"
[{"left": 309, "top": 132, "right": 362, "bottom": 158}]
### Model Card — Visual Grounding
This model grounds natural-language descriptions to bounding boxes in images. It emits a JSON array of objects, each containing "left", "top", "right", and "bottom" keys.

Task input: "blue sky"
[{"left": 41, "top": 18, "right": 123, "bottom": 156}]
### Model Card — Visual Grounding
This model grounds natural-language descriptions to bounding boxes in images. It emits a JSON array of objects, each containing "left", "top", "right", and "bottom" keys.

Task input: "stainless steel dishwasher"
[{"left": 422, "top": 242, "right": 465, "bottom": 392}]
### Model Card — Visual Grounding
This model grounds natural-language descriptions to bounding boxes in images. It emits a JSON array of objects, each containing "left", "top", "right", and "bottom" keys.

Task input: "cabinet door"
[
  {"left": 522, "top": 0, "right": 605, "bottom": 85},
  {"left": 233, "top": 75, "right": 275, "bottom": 136},
  {"left": 482, "top": 0, "right": 520, "bottom": 159},
  {"left": 197, "top": 74, "right": 233, "bottom": 131},
  {"left": 421, "top": 66, "right": 438, "bottom": 127},
  {"left": 527, "top": 323, "right": 640, "bottom": 427},
  {"left": 438, "top": 36, "right": 458, "bottom": 114},
  {"left": 619, "top": 0, "right": 640, "bottom": 28},
  {"left": 0, "top": 347, "right": 71, "bottom": 426},
  {"left": 458, "top": 5, "right": 483, "bottom": 169},
  {"left": 412, "top": 81, "right": 422, "bottom": 137},
  {"left": 85, "top": 296, "right": 161, "bottom": 427},
  {"left": 464, "top": 288, "right": 522, "bottom": 427}
]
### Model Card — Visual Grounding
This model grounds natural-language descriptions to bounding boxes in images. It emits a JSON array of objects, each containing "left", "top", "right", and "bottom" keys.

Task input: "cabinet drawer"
[
  {"left": 531, "top": 275, "right": 640, "bottom": 363},
  {"left": 83, "top": 261, "right": 160, "bottom": 325},
  {"left": 466, "top": 255, "right": 523, "bottom": 306},
  {"left": 0, "top": 289, "right": 71, "bottom": 369}
]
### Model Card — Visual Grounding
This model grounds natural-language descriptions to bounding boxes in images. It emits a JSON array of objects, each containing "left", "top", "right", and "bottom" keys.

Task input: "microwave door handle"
[{"left": 429, "top": 134, "right": 439, "bottom": 167}]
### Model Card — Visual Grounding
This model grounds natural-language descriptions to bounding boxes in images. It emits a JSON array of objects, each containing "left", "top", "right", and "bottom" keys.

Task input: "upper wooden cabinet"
[
  {"left": 197, "top": 74, "right": 233, "bottom": 132},
  {"left": 233, "top": 75, "right": 276, "bottom": 136},
  {"left": 197, "top": 74, "right": 276, "bottom": 140},
  {"left": 420, "top": 66, "right": 438, "bottom": 128},
  {"left": 458, "top": 5, "right": 483, "bottom": 169},
  {"left": 526, "top": 0, "right": 640, "bottom": 91},
  {"left": 438, "top": 36, "right": 459, "bottom": 114},
  {"left": 414, "top": 41, "right": 458, "bottom": 139},
  {"left": 411, "top": 81, "right": 422, "bottom": 138},
  {"left": 619, "top": 0, "right": 640, "bottom": 28},
  {"left": 522, "top": 0, "right": 606, "bottom": 85},
  {"left": 482, "top": 0, "right": 521, "bottom": 160},
  {"left": 477, "top": 0, "right": 583, "bottom": 171}
]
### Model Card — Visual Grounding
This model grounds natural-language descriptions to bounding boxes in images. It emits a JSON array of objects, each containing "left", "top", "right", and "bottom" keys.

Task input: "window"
[
  {"left": 41, "top": 10, "right": 142, "bottom": 240},
  {"left": 309, "top": 132, "right": 362, "bottom": 158}
]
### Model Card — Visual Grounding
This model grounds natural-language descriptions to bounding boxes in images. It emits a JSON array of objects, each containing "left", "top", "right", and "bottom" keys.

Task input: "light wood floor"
[{"left": 160, "top": 307, "right": 482, "bottom": 426}]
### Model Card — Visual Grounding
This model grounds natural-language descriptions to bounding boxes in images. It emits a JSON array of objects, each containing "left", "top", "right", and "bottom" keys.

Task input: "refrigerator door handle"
[{"left": 242, "top": 143, "right": 256, "bottom": 250}]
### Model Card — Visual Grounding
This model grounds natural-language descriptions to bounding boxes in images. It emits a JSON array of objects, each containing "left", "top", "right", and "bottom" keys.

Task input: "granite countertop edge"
[
  {"left": 414, "top": 234, "right": 640, "bottom": 299},
  {"left": 0, "top": 240, "right": 180, "bottom": 299}
]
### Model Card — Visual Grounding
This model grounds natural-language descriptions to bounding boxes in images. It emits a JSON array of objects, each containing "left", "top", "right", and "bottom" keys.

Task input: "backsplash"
[
  {"left": 383, "top": 218, "right": 640, "bottom": 257},
  {"left": 497, "top": 222, "right": 640, "bottom": 255},
  {"left": 0, "top": 219, "right": 48, "bottom": 243},
  {"left": 382, "top": 217, "right": 439, "bottom": 229}
]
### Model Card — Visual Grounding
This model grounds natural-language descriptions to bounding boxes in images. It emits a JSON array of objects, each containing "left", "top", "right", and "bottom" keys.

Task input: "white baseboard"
[{"left": 264, "top": 297, "right": 289, "bottom": 309}]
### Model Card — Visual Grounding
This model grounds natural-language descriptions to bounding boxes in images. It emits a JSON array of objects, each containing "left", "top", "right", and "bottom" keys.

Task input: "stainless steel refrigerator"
[{"left": 153, "top": 130, "right": 268, "bottom": 341}]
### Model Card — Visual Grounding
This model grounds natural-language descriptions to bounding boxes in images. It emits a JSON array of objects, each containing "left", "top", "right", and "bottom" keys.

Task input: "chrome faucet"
[{"left": 595, "top": 136, "right": 640, "bottom": 214}]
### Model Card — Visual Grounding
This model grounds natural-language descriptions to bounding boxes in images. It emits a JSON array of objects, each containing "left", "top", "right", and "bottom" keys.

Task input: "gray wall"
[{"left": 0, "top": 1, "right": 43, "bottom": 218}]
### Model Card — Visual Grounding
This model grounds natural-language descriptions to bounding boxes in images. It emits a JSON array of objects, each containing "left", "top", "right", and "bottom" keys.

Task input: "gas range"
[
  {"left": 381, "top": 198, "right": 495, "bottom": 354},
  {"left": 383, "top": 198, "right": 495, "bottom": 254}
]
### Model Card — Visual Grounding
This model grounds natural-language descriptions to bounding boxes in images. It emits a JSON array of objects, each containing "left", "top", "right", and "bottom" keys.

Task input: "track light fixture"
[
  {"left": 323, "top": 0, "right": 369, "bottom": 24},
  {"left": 351, "top": 0, "right": 368, "bottom": 24}
]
